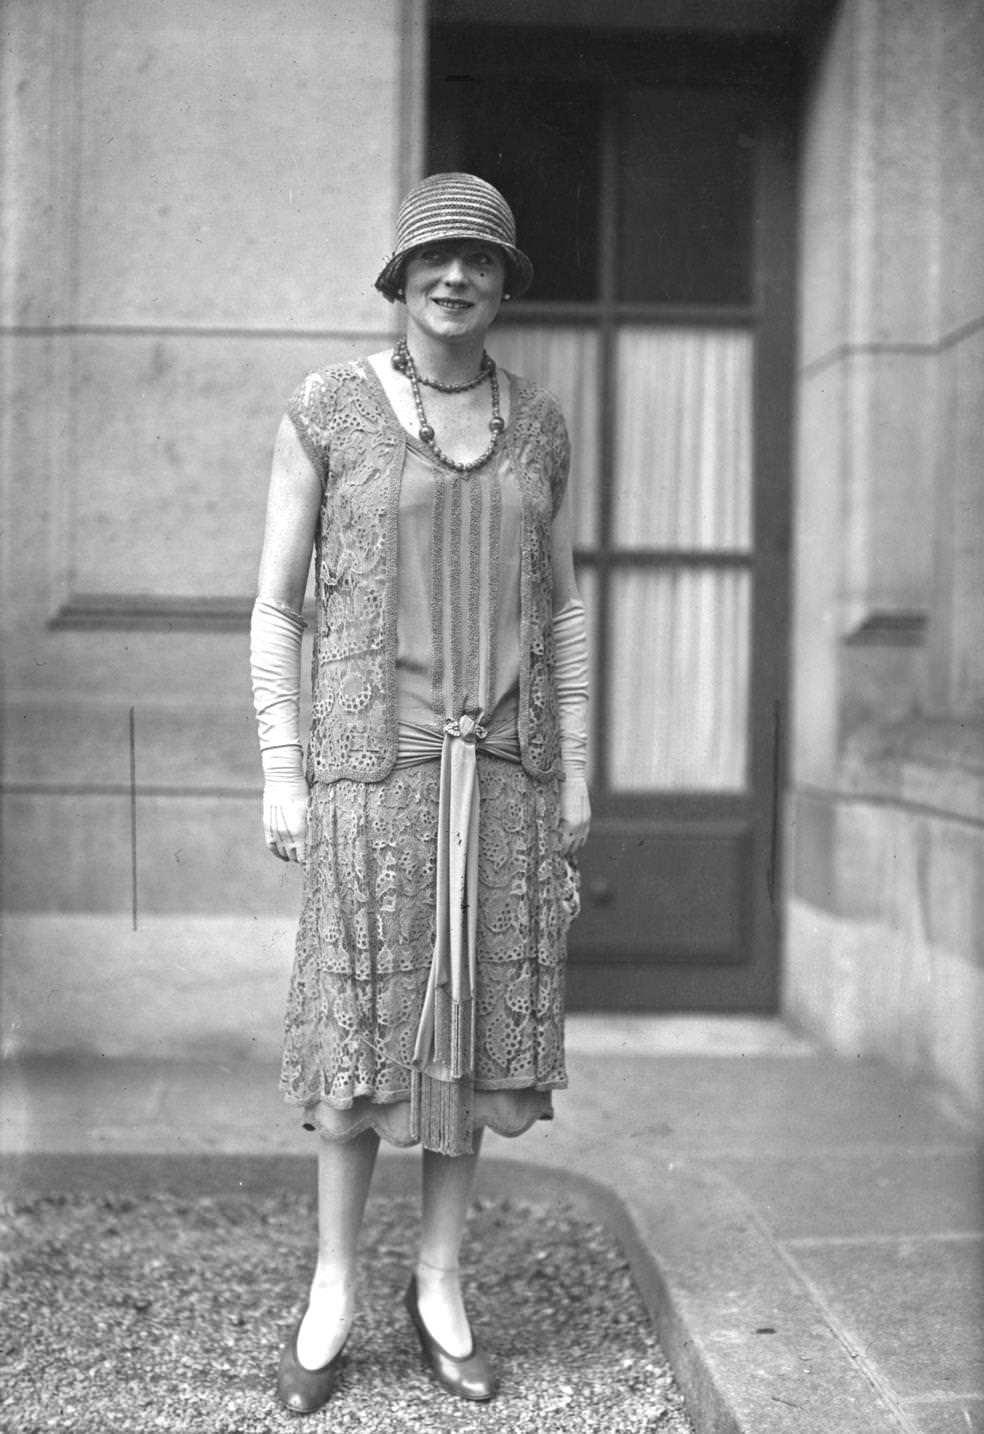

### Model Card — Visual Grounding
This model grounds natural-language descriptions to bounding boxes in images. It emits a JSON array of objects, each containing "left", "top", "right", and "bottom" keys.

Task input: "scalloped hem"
[{"left": 294, "top": 1087, "right": 555, "bottom": 1151}]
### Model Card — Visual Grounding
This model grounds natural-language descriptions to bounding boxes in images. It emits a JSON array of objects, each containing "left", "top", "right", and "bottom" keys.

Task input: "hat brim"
[{"left": 374, "top": 237, "right": 534, "bottom": 303}]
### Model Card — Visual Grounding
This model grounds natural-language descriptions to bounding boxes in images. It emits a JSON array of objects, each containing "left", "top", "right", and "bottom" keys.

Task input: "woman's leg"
[
  {"left": 415, "top": 1131, "right": 485, "bottom": 1357},
  {"left": 296, "top": 1127, "right": 380, "bottom": 1369}
]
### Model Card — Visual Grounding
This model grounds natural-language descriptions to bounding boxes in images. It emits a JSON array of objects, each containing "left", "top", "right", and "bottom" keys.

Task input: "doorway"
[{"left": 429, "top": 24, "right": 800, "bottom": 1010}]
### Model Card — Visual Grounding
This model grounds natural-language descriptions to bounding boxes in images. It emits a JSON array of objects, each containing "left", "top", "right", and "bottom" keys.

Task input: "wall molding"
[
  {"left": 49, "top": 594, "right": 252, "bottom": 631},
  {"left": 1, "top": 322, "right": 395, "bottom": 342},
  {"left": 47, "top": 593, "right": 313, "bottom": 631},
  {"left": 843, "top": 610, "right": 928, "bottom": 647},
  {"left": 800, "top": 312, "right": 984, "bottom": 382}
]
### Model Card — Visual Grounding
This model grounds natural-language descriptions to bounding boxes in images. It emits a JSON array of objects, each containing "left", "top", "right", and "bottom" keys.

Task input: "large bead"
[
  {"left": 489, "top": 416, "right": 505, "bottom": 434},
  {"left": 419, "top": 424, "right": 435, "bottom": 444}
]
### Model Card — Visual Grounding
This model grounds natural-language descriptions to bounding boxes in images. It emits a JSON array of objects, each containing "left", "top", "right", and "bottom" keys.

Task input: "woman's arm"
[
  {"left": 250, "top": 415, "right": 323, "bottom": 862},
  {"left": 550, "top": 484, "right": 579, "bottom": 612},
  {"left": 551, "top": 486, "right": 591, "bottom": 855},
  {"left": 257, "top": 414, "right": 323, "bottom": 609}
]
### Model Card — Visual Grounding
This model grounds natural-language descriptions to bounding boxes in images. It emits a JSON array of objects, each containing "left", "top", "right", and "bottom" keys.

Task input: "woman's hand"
[
  {"left": 258, "top": 739, "right": 309, "bottom": 864},
  {"left": 263, "top": 769, "right": 310, "bottom": 864},
  {"left": 559, "top": 775, "right": 591, "bottom": 856}
]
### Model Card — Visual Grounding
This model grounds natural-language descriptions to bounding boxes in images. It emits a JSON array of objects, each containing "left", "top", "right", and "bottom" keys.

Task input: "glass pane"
[
  {"left": 429, "top": 64, "right": 601, "bottom": 301},
  {"left": 609, "top": 569, "right": 750, "bottom": 791},
  {"left": 491, "top": 325, "right": 601, "bottom": 547},
  {"left": 612, "top": 328, "right": 753, "bottom": 551},
  {"left": 618, "top": 88, "right": 754, "bottom": 304}
]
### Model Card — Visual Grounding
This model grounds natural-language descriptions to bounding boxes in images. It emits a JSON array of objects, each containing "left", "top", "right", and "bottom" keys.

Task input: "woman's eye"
[{"left": 414, "top": 247, "right": 498, "bottom": 270}]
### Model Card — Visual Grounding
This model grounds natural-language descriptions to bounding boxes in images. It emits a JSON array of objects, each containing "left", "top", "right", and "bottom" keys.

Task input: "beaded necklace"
[
  {"left": 392, "top": 338, "right": 493, "bottom": 393},
  {"left": 391, "top": 338, "right": 504, "bottom": 475}
]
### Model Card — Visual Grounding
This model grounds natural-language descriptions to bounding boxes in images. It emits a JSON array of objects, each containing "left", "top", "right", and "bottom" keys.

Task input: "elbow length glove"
[
  {"left": 249, "top": 597, "right": 309, "bottom": 861},
  {"left": 553, "top": 599, "right": 590, "bottom": 841}
]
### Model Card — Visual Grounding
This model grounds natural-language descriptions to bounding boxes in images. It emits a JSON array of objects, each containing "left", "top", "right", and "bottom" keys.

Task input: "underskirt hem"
[
  {"left": 293, "top": 1086, "right": 556, "bottom": 1151},
  {"left": 281, "top": 1075, "right": 568, "bottom": 1111}
]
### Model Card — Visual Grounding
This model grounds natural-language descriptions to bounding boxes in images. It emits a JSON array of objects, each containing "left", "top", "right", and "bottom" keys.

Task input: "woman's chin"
[{"left": 429, "top": 310, "right": 477, "bottom": 335}]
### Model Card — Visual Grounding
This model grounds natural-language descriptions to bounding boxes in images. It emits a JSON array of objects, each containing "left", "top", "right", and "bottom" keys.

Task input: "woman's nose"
[{"left": 441, "top": 256, "right": 467, "bottom": 284}]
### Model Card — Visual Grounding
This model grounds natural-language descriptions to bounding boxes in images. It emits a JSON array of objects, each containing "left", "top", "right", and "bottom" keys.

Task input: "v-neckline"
[{"left": 361, "top": 353, "right": 517, "bottom": 468}]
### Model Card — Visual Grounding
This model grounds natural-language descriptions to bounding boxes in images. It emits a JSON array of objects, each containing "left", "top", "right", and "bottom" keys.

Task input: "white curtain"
[
  {"left": 489, "top": 325, "right": 600, "bottom": 548},
  {"left": 614, "top": 328, "right": 752, "bottom": 550},
  {"left": 610, "top": 329, "right": 753, "bottom": 790},
  {"left": 610, "top": 569, "right": 750, "bottom": 790}
]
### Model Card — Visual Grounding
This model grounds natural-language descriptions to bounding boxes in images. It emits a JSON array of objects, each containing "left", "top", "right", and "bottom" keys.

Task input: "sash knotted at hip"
[{"left": 399, "top": 712, "right": 518, "bottom": 1156}]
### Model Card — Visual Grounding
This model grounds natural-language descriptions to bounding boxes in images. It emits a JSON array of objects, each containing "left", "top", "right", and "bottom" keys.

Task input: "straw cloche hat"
[{"left": 374, "top": 172, "right": 534, "bottom": 302}]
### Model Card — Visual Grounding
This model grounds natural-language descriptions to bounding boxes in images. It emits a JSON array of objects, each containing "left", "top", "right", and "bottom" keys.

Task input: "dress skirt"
[{"left": 279, "top": 753, "right": 575, "bottom": 1150}]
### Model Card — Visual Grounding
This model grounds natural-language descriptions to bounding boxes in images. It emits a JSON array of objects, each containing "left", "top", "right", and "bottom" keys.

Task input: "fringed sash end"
[{"left": 410, "top": 1067, "right": 475, "bottom": 1157}]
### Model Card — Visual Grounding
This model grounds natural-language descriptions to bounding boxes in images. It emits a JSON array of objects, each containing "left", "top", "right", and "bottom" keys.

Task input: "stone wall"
[
  {"left": 1, "top": 0, "right": 425, "bottom": 1060},
  {"left": 786, "top": 0, "right": 984, "bottom": 1119}
]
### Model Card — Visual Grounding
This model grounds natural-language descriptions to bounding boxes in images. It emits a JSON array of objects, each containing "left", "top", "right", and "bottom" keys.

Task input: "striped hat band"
[{"left": 374, "top": 172, "right": 533, "bottom": 302}]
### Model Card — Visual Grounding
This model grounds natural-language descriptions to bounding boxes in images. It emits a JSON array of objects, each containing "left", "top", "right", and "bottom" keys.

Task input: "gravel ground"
[{"left": 0, "top": 1189, "right": 696, "bottom": 1434}]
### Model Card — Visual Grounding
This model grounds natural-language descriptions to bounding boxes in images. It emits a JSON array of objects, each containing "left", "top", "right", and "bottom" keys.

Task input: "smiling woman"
[
  {"left": 382, "top": 241, "right": 508, "bottom": 470},
  {"left": 248, "top": 172, "right": 591, "bottom": 1416}
]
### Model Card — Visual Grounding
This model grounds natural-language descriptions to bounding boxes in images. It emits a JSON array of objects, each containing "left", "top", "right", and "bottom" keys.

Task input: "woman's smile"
[{"left": 404, "top": 241, "right": 505, "bottom": 343}]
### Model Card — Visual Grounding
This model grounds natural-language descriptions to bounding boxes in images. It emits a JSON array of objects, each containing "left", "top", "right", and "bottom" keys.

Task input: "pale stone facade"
[
  {"left": 2, "top": 0, "right": 981, "bottom": 1119},
  {"left": 786, "top": 0, "right": 984, "bottom": 1118},
  {"left": 1, "top": 0, "right": 425, "bottom": 1061}
]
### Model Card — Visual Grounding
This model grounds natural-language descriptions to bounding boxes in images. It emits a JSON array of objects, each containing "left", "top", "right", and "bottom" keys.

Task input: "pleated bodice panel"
[{"left": 395, "top": 440, "right": 523, "bottom": 738}]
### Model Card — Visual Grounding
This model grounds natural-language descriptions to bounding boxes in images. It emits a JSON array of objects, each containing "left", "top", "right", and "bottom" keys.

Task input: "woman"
[{"left": 250, "top": 172, "right": 590, "bottom": 1415}]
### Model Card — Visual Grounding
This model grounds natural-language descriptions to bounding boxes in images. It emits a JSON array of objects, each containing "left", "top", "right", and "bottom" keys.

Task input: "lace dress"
[{"left": 278, "top": 363, "right": 576, "bottom": 1153}]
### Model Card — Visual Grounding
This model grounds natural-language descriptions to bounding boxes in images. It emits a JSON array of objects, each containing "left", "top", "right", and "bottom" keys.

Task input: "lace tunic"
[{"left": 279, "top": 366, "right": 576, "bottom": 1150}]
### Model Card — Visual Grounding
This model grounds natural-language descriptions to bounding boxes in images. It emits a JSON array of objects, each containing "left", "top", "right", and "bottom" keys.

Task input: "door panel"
[{"left": 574, "top": 824, "right": 752, "bottom": 963}]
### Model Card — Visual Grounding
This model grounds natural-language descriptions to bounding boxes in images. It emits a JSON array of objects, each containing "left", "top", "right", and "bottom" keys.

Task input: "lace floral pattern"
[
  {"left": 279, "top": 756, "right": 573, "bottom": 1114},
  {"left": 288, "top": 365, "right": 402, "bottom": 782}
]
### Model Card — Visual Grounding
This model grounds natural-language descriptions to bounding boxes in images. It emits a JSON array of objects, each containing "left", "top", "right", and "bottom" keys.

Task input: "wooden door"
[{"left": 430, "top": 27, "right": 799, "bottom": 1010}]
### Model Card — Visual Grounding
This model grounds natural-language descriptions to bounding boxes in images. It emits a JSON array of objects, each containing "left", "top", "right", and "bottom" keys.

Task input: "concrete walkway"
[{"left": 2, "top": 1017, "right": 981, "bottom": 1434}]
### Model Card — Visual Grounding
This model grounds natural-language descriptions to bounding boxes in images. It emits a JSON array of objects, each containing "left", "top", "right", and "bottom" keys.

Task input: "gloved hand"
[
  {"left": 553, "top": 599, "right": 591, "bottom": 855},
  {"left": 260, "top": 745, "right": 310, "bottom": 864},
  {"left": 559, "top": 775, "right": 591, "bottom": 852},
  {"left": 250, "top": 597, "right": 308, "bottom": 863}
]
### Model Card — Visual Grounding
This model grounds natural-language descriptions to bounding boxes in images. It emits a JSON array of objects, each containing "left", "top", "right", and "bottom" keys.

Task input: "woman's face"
[{"left": 403, "top": 240, "right": 506, "bottom": 345}]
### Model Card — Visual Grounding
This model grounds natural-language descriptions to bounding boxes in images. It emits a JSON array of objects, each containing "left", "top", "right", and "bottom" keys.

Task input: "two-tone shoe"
[
  {"left": 404, "top": 1274, "right": 498, "bottom": 1402},
  {"left": 276, "top": 1313, "right": 347, "bottom": 1415}
]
